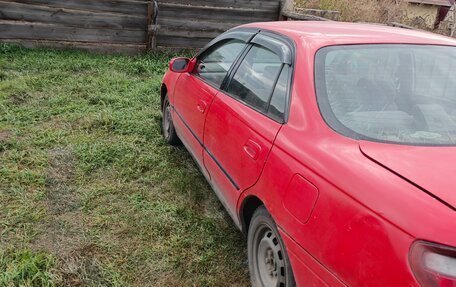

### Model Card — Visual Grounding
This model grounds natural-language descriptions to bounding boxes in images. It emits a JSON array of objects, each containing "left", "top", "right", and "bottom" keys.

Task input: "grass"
[
  {"left": 0, "top": 249, "right": 57, "bottom": 287},
  {"left": 0, "top": 43, "right": 249, "bottom": 286}
]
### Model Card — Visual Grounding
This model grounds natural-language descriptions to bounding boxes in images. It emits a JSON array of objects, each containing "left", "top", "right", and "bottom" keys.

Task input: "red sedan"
[{"left": 160, "top": 21, "right": 456, "bottom": 287}]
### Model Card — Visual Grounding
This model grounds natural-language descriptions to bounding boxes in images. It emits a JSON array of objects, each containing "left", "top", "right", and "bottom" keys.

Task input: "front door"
[{"left": 173, "top": 39, "right": 247, "bottom": 168}]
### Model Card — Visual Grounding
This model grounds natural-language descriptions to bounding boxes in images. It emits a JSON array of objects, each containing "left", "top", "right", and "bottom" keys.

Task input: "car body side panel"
[
  {"left": 243, "top": 143, "right": 419, "bottom": 286},
  {"left": 203, "top": 91, "right": 281, "bottom": 218},
  {"left": 173, "top": 73, "right": 218, "bottom": 169}
]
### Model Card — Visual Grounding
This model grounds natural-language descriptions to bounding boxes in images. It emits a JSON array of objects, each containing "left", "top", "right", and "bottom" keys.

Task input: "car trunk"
[{"left": 359, "top": 140, "right": 456, "bottom": 209}]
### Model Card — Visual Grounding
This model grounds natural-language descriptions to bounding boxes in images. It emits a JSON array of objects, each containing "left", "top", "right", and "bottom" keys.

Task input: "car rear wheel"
[
  {"left": 248, "top": 206, "right": 295, "bottom": 287},
  {"left": 162, "top": 95, "right": 180, "bottom": 146}
]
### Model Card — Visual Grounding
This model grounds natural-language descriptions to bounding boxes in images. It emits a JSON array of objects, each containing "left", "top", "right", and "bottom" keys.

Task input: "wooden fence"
[{"left": 0, "top": 0, "right": 281, "bottom": 54}]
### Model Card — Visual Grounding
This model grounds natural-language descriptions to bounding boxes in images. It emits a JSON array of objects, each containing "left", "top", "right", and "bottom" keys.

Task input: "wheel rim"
[
  {"left": 253, "top": 224, "right": 286, "bottom": 287},
  {"left": 163, "top": 101, "right": 171, "bottom": 139}
]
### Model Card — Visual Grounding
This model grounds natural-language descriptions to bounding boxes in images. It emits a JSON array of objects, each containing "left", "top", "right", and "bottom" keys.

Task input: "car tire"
[
  {"left": 162, "top": 95, "right": 181, "bottom": 146},
  {"left": 248, "top": 206, "right": 296, "bottom": 287}
]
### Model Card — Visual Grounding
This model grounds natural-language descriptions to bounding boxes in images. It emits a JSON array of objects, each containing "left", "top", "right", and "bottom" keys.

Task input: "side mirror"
[{"left": 169, "top": 57, "right": 195, "bottom": 73}]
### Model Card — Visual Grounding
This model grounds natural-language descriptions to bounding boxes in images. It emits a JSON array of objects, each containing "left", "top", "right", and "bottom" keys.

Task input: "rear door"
[
  {"left": 203, "top": 33, "right": 293, "bottom": 217},
  {"left": 173, "top": 37, "right": 249, "bottom": 169}
]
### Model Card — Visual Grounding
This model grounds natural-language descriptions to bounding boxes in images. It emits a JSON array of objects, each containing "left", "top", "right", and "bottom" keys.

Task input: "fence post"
[
  {"left": 279, "top": 0, "right": 294, "bottom": 20},
  {"left": 451, "top": 6, "right": 455, "bottom": 37},
  {"left": 147, "top": 0, "right": 158, "bottom": 51}
]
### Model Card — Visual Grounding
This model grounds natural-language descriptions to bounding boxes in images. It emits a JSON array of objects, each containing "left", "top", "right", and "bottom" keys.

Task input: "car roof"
[{"left": 241, "top": 21, "right": 456, "bottom": 47}]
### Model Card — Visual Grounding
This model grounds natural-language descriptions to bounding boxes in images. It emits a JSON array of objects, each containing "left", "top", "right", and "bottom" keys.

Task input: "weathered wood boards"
[
  {"left": 0, "top": 39, "right": 145, "bottom": 54},
  {"left": 0, "top": 21, "right": 146, "bottom": 43},
  {"left": 8, "top": 0, "right": 149, "bottom": 16},
  {"left": 0, "top": 2, "right": 146, "bottom": 30},
  {"left": 155, "top": 0, "right": 281, "bottom": 49},
  {"left": 0, "top": 0, "right": 281, "bottom": 53},
  {"left": 0, "top": 0, "right": 148, "bottom": 54}
]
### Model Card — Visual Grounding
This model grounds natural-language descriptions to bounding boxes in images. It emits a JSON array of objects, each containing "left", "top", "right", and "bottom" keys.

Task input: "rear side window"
[
  {"left": 226, "top": 45, "right": 283, "bottom": 112},
  {"left": 194, "top": 39, "right": 246, "bottom": 88},
  {"left": 268, "top": 65, "right": 290, "bottom": 121}
]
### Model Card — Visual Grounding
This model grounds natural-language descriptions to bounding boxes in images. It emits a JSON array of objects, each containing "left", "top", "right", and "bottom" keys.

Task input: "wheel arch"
[
  {"left": 240, "top": 195, "right": 265, "bottom": 235},
  {"left": 160, "top": 83, "right": 168, "bottom": 110}
]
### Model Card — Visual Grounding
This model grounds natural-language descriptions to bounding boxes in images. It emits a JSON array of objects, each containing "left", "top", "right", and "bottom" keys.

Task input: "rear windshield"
[{"left": 315, "top": 44, "right": 456, "bottom": 146}]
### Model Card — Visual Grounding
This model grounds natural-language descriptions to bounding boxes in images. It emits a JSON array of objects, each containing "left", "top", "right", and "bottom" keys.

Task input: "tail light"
[{"left": 410, "top": 241, "right": 456, "bottom": 287}]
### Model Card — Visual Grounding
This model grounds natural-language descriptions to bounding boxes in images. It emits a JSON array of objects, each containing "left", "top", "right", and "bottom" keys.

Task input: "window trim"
[
  {"left": 221, "top": 33, "right": 295, "bottom": 124},
  {"left": 256, "top": 30, "right": 296, "bottom": 124},
  {"left": 194, "top": 28, "right": 259, "bottom": 59},
  {"left": 251, "top": 34, "right": 292, "bottom": 65},
  {"left": 190, "top": 28, "right": 296, "bottom": 124}
]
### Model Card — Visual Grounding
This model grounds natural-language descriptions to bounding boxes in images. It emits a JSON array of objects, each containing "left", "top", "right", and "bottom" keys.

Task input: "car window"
[
  {"left": 268, "top": 65, "right": 290, "bottom": 121},
  {"left": 315, "top": 44, "right": 456, "bottom": 146},
  {"left": 194, "top": 39, "right": 246, "bottom": 88},
  {"left": 226, "top": 45, "right": 283, "bottom": 112},
  {"left": 414, "top": 48, "right": 456, "bottom": 100}
]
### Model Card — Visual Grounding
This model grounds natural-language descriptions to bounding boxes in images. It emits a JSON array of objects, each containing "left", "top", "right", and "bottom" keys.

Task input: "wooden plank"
[
  {"left": 156, "top": 35, "right": 211, "bottom": 49},
  {"left": 0, "top": 1, "right": 146, "bottom": 30},
  {"left": 0, "top": 21, "right": 146, "bottom": 44},
  {"left": 158, "top": 18, "right": 239, "bottom": 33},
  {"left": 0, "top": 39, "right": 145, "bottom": 55},
  {"left": 158, "top": 3, "right": 279, "bottom": 22},
  {"left": 158, "top": 26, "right": 222, "bottom": 39},
  {"left": 158, "top": 0, "right": 280, "bottom": 10},
  {"left": 10, "top": 0, "right": 148, "bottom": 16}
]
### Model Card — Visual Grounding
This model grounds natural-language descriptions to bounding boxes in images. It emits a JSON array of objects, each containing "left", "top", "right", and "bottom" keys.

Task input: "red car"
[{"left": 160, "top": 21, "right": 456, "bottom": 287}]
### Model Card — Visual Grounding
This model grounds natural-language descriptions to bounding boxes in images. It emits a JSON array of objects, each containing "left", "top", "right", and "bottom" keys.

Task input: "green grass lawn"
[{"left": 0, "top": 44, "right": 249, "bottom": 286}]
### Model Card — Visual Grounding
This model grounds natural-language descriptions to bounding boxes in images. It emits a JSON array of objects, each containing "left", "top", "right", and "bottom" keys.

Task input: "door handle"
[
  {"left": 197, "top": 100, "right": 207, "bottom": 113},
  {"left": 243, "top": 139, "right": 261, "bottom": 160}
]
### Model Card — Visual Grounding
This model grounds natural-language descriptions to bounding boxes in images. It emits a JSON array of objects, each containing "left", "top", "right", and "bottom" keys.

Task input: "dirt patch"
[
  {"left": 0, "top": 130, "right": 11, "bottom": 141},
  {"left": 45, "top": 147, "right": 78, "bottom": 215},
  {"left": 33, "top": 211, "right": 86, "bottom": 257},
  {"left": 34, "top": 147, "right": 86, "bottom": 256},
  {"left": 32, "top": 147, "right": 110, "bottom": 285},
  {"left": 56, "top": 244, "right": 111, "bottom": 287},
  {"left": 9, "top": 92, "right": 31, "bottom": 105},
  {"left": 0, "top": 130, "right": 13, "bottom": 153}
]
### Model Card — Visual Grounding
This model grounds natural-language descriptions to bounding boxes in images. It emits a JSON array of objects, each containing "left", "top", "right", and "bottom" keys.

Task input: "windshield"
[{"left": 315, "top": 44, "right": 456, "bottom": 146}]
